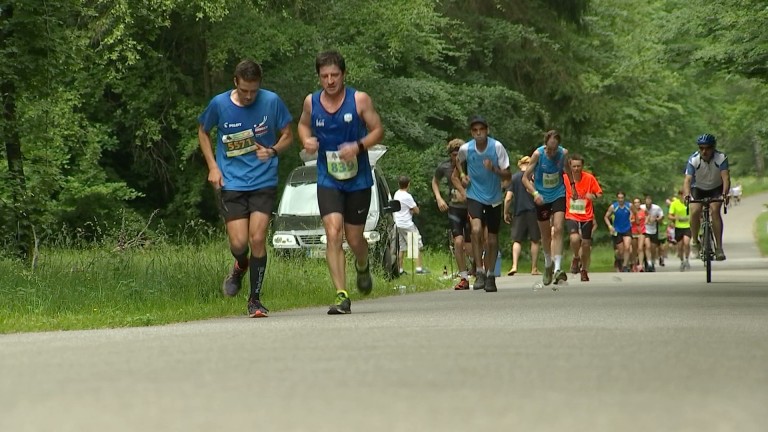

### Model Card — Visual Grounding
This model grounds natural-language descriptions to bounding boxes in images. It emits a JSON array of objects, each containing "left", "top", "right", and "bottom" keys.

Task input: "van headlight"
[
  {"left": 273, "top": 234, "right": 298, "bottom": 247},
  {"left": 320, "top": 235, "right": 327, "bottom": 244},
  {"left": 363, "top": 231, "right": 381, "bottom": 243}
]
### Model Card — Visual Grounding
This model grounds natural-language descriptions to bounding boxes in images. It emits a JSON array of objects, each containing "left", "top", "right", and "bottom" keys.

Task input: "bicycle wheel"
[{"left": 703, "top": 221, "right": 712, "bottom": 283}]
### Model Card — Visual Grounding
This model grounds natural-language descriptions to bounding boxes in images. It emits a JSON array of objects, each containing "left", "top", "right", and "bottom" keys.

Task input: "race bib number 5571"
[{"left": 222, "top": 129, "right": 257, "bottom": 157}]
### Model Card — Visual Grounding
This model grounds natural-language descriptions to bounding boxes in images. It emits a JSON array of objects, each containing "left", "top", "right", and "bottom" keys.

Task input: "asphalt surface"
[{"left": 2, "top": 194, "right": 767, "bottom": 432}]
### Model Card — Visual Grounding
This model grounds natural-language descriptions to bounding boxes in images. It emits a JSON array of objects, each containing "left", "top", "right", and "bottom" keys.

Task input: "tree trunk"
[
  {"left": 1, "top": 4, "right": 33, "bottom": 260},
  {"left": 753, "top": 133, "right": 765, "bottom": 178}
]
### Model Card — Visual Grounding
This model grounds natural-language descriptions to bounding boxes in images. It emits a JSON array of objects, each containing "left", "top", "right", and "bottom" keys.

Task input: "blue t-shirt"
[
  {"left": 458, "top": 138, "right": 510, "bottom": 205},
  {"left": 533, "top": 145, "right": 567, "bottom": 203},
  {"left": 311, "top": 87, "right": 372, "bottom": 192},
  {"left": 612, "top": 202, "right": 632, "bottom": 233},
  {"left": 198, "top": 89, "right": 292, "bottom": 191}
]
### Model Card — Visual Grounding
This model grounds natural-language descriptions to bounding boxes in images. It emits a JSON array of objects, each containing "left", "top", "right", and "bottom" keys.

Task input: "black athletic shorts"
[
  {"left": 466, "top": 198, "right": 502, "bottom": 235},
  {"left": 535, "top": 196, "right": 566, "bottom": 222},
  {"left": 565, "top": 219, "right": 594, "bottom": 240},
  {"left": 675, "top": 227, "right": 692, "bottom": 242},
  {"left": 317, "top": 186, "right": 371, "bottom": 226},
  {"left": 448, "top": 206, "right": 471, "bottom": 242},
  {"left": 692, "top": 185, "right": 724, "bottom": 200},
  {"left": 219, "top": 188, "right": 277, "bottom": 222}
]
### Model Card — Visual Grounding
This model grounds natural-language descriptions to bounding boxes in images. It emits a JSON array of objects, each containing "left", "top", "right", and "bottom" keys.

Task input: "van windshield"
[{"left": 278, "top": 183, "right": 320, "bottom": 216}]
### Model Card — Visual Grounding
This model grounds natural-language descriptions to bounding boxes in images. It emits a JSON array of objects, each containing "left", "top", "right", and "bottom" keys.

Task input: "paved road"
[{"left": 2, "top": 195, "right": 767, "bottom": 432}]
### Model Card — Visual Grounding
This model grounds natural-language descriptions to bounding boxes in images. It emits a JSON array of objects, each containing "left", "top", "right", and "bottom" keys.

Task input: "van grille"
[{"left": 298, "top": 235, "right": 323, "bottom": 246}]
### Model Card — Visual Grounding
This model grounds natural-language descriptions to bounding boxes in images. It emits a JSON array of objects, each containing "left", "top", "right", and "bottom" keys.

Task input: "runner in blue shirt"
[
  {"left": 522, "top": 130, "right": 575, "bottom": 287},
  {"left": 603, "top": 191, "right": 635, "bottom": 272},
  {"left": 297, "top": 50, "right": 385, "bottom": 315},
  {"left": 456, "top": 116, "right": 511, "bottom": 293},
  {"left": 198, "top": 60, "right": 293, "bottom": 318}
]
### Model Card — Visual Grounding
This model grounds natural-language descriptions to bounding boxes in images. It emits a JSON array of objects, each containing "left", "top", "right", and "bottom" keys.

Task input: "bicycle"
[{"left": 686, "top": 196, "right": 727, "bottom": 283}]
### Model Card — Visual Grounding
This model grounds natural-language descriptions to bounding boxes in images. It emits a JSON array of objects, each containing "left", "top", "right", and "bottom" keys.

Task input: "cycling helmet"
[{"left": 696, "top": 133, "right": 717, "bottom": 147}]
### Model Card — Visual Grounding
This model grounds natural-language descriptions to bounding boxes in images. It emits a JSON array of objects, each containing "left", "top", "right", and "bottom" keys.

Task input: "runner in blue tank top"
[
  {"left": 455, "top": 115, "right": 511, "bottom": 293},
  {"left": 198, "top": 60, "right": 294, "bottom": 318},
  {"left": 522, "top": 130, "right": 576, "bottom": 288},
  {"left": 298, "top": 50, "right": 384, "bottom": 315},
  {"left": 603, "top": 191, "right": 635, "bottom": 272}
]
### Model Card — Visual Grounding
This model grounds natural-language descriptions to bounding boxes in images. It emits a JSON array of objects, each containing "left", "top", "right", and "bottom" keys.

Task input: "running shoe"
[
  {"left": 543, "top": 263, "right": 555, "bottom": 286},
  {"left": 684, "top": 259, "right": 691, "bottom": 270},
  {"left": 356, "top": 260, "right": 373, "bottom": 295},
  {"left": 554, "top": 269, "right": 568, "bottom": 285},
  {"left": 473, "top": 272, "right": 486, "bottom": 290},
  {"left": 454, "top": 278, "right": 470, "bottom": 290},
  {"left": 328, "top": 291, "right": 351, "bottom": 315},
  {"left": 222, "top": 262, "right": 246, "bottom": 297},
  {"left": 247, "top": 299, "right": 269, "bottom": 318},
  {"left": 580, "top": 269, "right": 589, "bottom": 282},
  {"left": 484, "top": 275, "right": 497, "bottom": 292},
  {"left": 570, "top": 257, "right": 581, "bottom": 275}
]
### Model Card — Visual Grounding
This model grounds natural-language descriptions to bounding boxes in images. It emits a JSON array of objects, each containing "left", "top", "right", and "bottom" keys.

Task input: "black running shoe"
[
  {"left": 356, "top": 260, "right": 373, "bottom": 295},
  {"left": 328, "top": 291, "right": 351, "bottom": 315},
  {"left": 473, "top": 272, "right": 486, "bottom": 290},
  {"left": 247, "top": 299, "right": 269, "bottom": 318},
  {"left": 484, "top": 275, "right": 498, "bottom": 292},
  {"left": 554, "top": 269, "right": 568, "bottom": 285},
  {"left": 222, "top": 263, "right": 246, "bottom": 297}
]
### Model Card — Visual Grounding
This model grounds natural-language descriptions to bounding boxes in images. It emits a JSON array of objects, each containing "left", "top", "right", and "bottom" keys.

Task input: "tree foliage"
[{"left": 1, "top": 0, "right": 765, "bottom": 253}]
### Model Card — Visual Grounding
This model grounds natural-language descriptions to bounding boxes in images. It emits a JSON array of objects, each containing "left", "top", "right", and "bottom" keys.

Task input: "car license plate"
[{"left": 307, "top": 248, "right": 325, "bottom": 259}]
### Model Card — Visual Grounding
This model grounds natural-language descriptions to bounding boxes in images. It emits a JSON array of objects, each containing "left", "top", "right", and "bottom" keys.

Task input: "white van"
[{"left": 271, "top": 145, "right": 401, "bottom": 279}]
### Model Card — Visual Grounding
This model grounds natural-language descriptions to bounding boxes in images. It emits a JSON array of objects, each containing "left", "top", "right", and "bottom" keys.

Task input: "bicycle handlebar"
[{"left": 685, "top": 196, "right": 728, "bottom": 215}]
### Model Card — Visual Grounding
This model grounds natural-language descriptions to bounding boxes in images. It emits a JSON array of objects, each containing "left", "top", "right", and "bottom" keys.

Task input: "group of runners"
[
  {"left": 432, "top": 125, "right": 732, "bottom": 290},
  {"left": 199, "top": 51, "right": 384, "bottom": 317},
  {"left": 198, "top": 51, "right": 731, "bottom": 317}
]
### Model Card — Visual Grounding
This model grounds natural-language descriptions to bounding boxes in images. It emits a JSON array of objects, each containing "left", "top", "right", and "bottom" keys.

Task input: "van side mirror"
[{"left": 384, "top": 200, "right": 401, "bottom": 213}]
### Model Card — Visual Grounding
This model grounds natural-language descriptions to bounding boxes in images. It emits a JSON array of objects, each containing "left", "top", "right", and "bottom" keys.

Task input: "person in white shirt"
[
  {"left": 640, "top": 195, "right": 665, "bottom": 272},
  {"left": 393, "top": 175, "right": 426, "bottom": 274}
]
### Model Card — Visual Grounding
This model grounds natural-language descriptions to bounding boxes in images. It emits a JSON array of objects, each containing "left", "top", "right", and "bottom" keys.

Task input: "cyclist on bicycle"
[{"left": 682, "top": 133, "right": 730, "bottom": 261}]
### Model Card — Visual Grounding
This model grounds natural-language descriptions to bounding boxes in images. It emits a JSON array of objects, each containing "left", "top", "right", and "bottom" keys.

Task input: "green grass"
[
  {"left": 0, "top": 240, "right": 632, "bottom": 333},
  {"left": 735, "top": 176, "right": 768, "bottom": 197},
  {"left": 756, "top": 210, "right": 768, "bottom": 257},
  {"left": 0, "top": 241, "right": 453, "bottom": 333}
]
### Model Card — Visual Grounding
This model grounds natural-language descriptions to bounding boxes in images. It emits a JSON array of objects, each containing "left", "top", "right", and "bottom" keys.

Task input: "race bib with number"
[
  {"left": 326, "top": 150, "right": 358, "bottom": 180},
  {"left": 570, "top": 199, "right": 587, "bottom": 214},
  {"left": 222, "top": 129, "right": 257, "bottom": 157},
  {"left": 542, "top": 172, "right": 560, "bottom": 189}
]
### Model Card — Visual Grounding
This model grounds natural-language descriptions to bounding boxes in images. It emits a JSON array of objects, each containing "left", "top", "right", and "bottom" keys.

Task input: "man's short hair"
[
  {"left": 234, "top": 60, "right": 263, "bottom": 82},
  {"left": 315, "top": 50, "right": 346, "bottom": 74},
  {"left": 569, "top": 153, "right": 584, "bottom": 164}
]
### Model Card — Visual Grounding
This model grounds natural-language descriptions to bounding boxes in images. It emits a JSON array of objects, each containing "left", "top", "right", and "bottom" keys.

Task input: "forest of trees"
[{"left": 1, "top": 0, "right": 766, "bottom": 256}]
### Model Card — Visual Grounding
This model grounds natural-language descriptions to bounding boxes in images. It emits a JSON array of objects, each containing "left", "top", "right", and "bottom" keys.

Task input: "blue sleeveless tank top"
[
  {"left": 612, "top": 202, "right": 632, "bottom": 233},
  {"left": 311, "top": 87, "right": 372, "bottom": 192},
  {"left": 533, "top": 145, "right": 566, "bottom": 203}
]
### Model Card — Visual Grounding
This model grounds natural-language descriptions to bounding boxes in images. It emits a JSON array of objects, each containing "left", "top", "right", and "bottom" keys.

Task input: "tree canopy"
[{"left": 1, "top": 0, "right": 765, "bottom": 254}]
